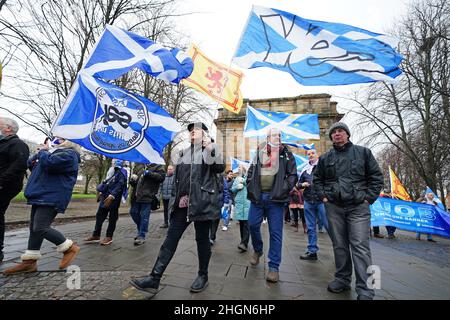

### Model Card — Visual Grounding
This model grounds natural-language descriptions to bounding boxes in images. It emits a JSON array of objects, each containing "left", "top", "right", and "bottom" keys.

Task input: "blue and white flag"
[
  {"left": 231, "top": 157, "right": 251, "bottom": 173},
  {"left": 52, "top": 74, "right": 181, "bottom": 164},
  {"left": 371, "top": 197, "right": 450, "bottom": 238},
  {"left": 293, "top": 153, "right": 308, "bottom": 173},
  {"left": 284, "top": 142, "right": 315, "bottom": 150},
  {"left": 244, "top": 105, "right": 320, "bottom": 141},
  {"left": 233, "top": 6, "right": 403, "bottom": 86},
  {"left": 425, "top": 186, "right": 445, "bottom": 210},
  {"left": 83, "top": 25, "right": 193, "bottom": 83}
]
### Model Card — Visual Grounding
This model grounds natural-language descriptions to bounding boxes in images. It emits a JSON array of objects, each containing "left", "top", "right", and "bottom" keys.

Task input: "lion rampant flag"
[
  {"left": 182, "top": 44, "right": 243, "bottom": 114},
  {"left": 389, "top": 166, "right": 412, "bottom": 201}
]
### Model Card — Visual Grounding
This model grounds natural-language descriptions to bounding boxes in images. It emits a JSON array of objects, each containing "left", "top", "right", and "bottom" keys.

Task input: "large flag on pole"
[
  {"left": 52, "top": 74, "right": 181, "bottom": 164},
  {"left": 244, "top": 105, "right": 320, "bottom": 141},
  {"left": 233, "top": 5, "right": 403, "bottom": 86},
  {"left": 82, "top": 25, "right": 193, "bottom": 83},
  {"left": 183, "top": 44, "right": 244, "bottom": 114},
  {"left": 389, "top": 166, "right": 412, "bottom": 201}
]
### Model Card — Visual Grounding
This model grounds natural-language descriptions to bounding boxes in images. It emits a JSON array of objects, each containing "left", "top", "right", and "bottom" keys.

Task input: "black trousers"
[
  {"left": 162, "top": 199, "right": 170, "bottom": 225},
  {"left": 151, "top": 207, "right": 212, "bottom": 279},
  {"left": 0, "top": 186, "right": 22, "bottom": 252},
  {"left": 238, "top": 220, "right": 250, "bottom": 246},
  {"left": 93, "top": 206, "right": 119, "bottom": 238}
]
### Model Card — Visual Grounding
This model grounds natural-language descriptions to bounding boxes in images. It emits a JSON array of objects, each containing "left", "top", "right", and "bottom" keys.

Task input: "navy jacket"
[
  {"left": 24, "top": 148, "right": 80, "bottom": 213},
  {"left": 98, "top": 169, "right": 127, "bottom": 210}
]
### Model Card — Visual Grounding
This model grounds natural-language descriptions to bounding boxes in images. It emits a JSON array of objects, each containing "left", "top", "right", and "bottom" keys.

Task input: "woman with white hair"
[{"left": 3, "top": 137, "right": 81, "bottom": 275}]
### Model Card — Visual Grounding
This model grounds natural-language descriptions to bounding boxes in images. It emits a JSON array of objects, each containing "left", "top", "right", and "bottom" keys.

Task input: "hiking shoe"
[
  {"left": 327, "top": 280, "right": 351, "bottom": 293},
  {"left": 427, "top": 239, "right": 437, "bottom": 243},
  {"left": 222, "top": 226, "right": 228, "bottom": 231},
  {"left": 388, "top": 234, "right": 396, "bottom": 239},
  {"left": 100, "top": 237, "right": 113, "bottom": 246},
  {"left": 134, "top": 237, "right": 146, "bottom": 246},
  {"left": 374, "top": 234, "right": 385, "bottom": 238},
  {"left": 159, "top": 224, "right": 168, "bottom": 229},
  {"left": 84, "top": 235, "right": 100, "bottom": 243},
  {"left": 237, "top": 243, "right": 248, "bottom": 252}
]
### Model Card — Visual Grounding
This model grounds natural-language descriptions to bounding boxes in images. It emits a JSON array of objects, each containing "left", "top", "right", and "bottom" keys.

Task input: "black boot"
[
  {"left": 130, "top": 244, "right": 174, "bottom": 293},
  {"left": 300, "top": 252, "right": 318, "bottom": 260},
  {"left": 0, "top": 251, "right": 4, "bottom": 263},
  {"left": 190, "top": 274, "right": 209, "bottom": 293}
]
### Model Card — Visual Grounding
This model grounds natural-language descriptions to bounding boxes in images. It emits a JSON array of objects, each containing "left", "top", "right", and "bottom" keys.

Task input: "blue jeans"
[
  {"left": 304, "top": 201, "right": 328, "bottom": 253},
  {"left": 130, "top": 202, "right": 151, "bottom": 239},
  {"left": 248, "top": 193, "right": 284, "bottom": 271}
]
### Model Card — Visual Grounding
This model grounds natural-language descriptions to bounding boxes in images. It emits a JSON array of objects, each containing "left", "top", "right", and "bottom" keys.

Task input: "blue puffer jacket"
[
  {"left": 231, "top": 175, "right": 250, "bottom": 221},
  {"left": 24, "top": 146, "right": 80, "bottom": 213}
]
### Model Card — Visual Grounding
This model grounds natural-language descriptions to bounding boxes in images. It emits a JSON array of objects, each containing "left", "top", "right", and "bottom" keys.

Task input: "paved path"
[{"left": 1, "top": 211, "right": 450, "bottom": 300}]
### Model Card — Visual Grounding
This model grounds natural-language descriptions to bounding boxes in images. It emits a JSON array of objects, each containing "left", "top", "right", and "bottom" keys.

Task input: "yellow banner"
[
  {"left": 389, "top": 166, "right": 412, "bottom": 201},
  {"left": 182, "top": 44, "right": 243, "bottom": 114}
]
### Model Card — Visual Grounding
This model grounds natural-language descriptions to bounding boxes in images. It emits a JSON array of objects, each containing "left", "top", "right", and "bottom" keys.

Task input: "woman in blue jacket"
[{"left": 3, "top": 138, "right": 81, "bottom": 275}]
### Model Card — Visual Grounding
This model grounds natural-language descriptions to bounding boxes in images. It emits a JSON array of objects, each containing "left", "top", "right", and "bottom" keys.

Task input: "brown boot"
[
  {"left": 249, "top": 251, "right": 262, "bottom": 266},
  {"left": 3, "top": 259, "right": 38, "bottom": 275},
  {"left": 266, "top": 270, "right": 279, "bottom": 283},
  {"left": 59, "top": 244, "right": 80, "bottom": 269}
]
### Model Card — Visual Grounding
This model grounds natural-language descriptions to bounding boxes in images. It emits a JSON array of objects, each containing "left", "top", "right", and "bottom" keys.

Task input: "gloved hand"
[
  {"left": 130, "top": 174, "right": 139, "bottom": 182},
  {"left": 237, "top": 183, "right": 244, "bottom": 190}
]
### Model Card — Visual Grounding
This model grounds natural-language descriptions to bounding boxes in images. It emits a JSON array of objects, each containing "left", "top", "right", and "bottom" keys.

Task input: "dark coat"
[
  {"left": 246, "top": 143, "right": 298, "bottom": 204},
  {"left": 0, "top": 134, "right": 29, "bottom": 197},
  {"left": 24, "top": 147, "right": 80, "bottom": 213},
  {"left": 313, "top": 142, "right": 384, "bottom": 206},
  {"left": 130, "top": 164, "right": 165, "bottom": 204},
  {"left": 168, "top": 143, "right": 225, "bottom": 221}
]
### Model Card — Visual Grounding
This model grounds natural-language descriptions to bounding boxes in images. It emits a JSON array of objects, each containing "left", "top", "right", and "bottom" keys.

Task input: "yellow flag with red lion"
[
  {"left": 389, "top": 166, "right": 412, "bottom": 201},
  {"left": 182, "top": 44, "right": 243, "bottom": 114}
]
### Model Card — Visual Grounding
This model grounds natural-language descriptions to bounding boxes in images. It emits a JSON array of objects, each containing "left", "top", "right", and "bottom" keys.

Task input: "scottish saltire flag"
[
  {"left": 244, "top": 105, "right": 320, "bottom": 141},
  {"left": 52, "top": 74, "right": 181, "bottom": 164},
  {"left": 284, "top": 142, "right": 315, "bottom": 150},
  {"left": 83, "top": 25, "right": 193, "bottom": 83},
  {"left": 233, "top": 6, "right": 403, "bottom": 86},
  {"left": 231, "top": 157, "right": 251, "bottom": 173},
  {"left": 425, "top": 187, "right": 445, "bottom": 210},
  {"left": 293, "top": 154, "right": 308, "bottom": 173}
]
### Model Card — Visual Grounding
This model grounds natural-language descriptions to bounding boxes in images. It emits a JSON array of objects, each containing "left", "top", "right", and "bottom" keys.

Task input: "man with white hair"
[{"left": 0, "top": 117, "right": 29, "bottom": 263}]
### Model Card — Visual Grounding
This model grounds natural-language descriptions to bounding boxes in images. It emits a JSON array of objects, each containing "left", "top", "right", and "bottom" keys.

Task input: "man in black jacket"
[
  {"left": 313, "top": 122, "right": 384, "bottom": 300},
  {"left": 129, "top": 163, "right": 165, "bottom": 245},
  {"left": 0, "top": 117, "right": 29, "bottom": 263},
  {"left": 130, "top": 122, "right": 225, "bottom": 294},
  {"left": 246, "top": 128, "right": 298, "bottom": 283}
]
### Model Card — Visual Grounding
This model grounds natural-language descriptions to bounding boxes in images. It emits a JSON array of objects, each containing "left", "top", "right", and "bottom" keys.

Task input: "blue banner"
[{"left": 371, "top": 197, "right": 450, "bottom": 238}]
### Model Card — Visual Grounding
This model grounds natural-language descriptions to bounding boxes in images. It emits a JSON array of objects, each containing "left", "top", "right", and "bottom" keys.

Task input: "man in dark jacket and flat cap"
[{"left": 313, "top": 122, "right": 384, "bottom": 300}]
